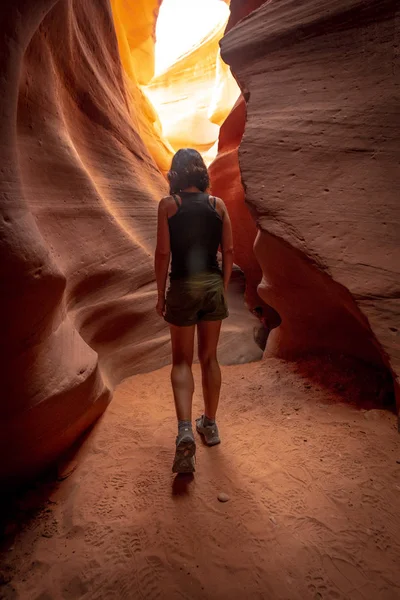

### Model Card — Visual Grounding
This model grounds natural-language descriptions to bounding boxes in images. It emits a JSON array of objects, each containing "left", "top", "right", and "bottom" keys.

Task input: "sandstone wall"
[
  {"left": 209, "top": 96, "right": 262, "bottom": 309},
  {"left": 209, "top": 0, "right": 277, "bottom": 312},
  {"left": 221, "top": 0, "right": 400, "bottom": 404},
  {"left": 0, "top": 0, "right": 170, "bottom": 483}
]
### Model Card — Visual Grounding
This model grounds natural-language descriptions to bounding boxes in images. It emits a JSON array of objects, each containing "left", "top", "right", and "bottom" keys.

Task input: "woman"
[{"left": 155, "top": 148, "right": 234, "bottom": 474}]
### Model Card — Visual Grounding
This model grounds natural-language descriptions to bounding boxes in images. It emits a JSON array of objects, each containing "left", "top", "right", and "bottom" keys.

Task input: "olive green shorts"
[{"left": 165, "top": 272, "right": 229, "bottom": 327}]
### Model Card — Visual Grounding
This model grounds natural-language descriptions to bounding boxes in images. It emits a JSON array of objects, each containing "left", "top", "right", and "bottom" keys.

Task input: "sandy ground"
[{"left": 1, "top": 359, "right": 400, "bottom": 600}]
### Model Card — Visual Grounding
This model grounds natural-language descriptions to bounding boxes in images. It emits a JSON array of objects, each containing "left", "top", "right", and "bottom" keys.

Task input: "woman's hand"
[
  {"left": 155, "top": 198, "right": 170, "bottom": 319},
  {"left": 156, "top": 295, "right": 166, "bottom": 317}
]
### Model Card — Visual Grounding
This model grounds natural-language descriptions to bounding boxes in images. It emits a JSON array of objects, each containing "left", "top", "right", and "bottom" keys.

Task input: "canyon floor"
[{"left": 1, "top": 359, "right": 400, "bottom": 600}]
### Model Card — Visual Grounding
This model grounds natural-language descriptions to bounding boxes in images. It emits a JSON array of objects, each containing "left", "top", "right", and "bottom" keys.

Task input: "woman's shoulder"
[
  {"left": 160, "top": 194, "right": 176, "bottom": 205},
  {"left": 210, "top": 195, "right": 226, "bottom": 218},
  {"left": 159, "top": 194, "right": 180, "bottom": 218}
]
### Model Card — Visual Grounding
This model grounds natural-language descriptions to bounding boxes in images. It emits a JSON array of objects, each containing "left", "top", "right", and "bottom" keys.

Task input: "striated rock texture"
[
  {"left": 0, "top": 0, "right": 170, "bottom": 484},
  {"left": 221, "top": 0, "right": 400, "bottom": 404},
  {"left": 0, "top": 0, "right": 261, "bottom": 484},
  {"left": 209, "top": 96, "right": 262, "bottom": 309},
  {"left": 226, "top": 0, "right": 270, "bottom": 32},
  {"left": 209, "top": 0, "right": 270, "bottom": 310}
]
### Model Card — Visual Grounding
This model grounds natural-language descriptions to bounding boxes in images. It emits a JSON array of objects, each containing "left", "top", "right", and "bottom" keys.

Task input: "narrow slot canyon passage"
[{"left": 0, "top": 0, "right": 399, "bottom": 599}]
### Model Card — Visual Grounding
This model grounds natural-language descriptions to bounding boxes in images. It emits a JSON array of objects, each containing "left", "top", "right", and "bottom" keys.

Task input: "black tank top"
[{"left": 168, "top": 192, "right": 223, "bottom": 280}]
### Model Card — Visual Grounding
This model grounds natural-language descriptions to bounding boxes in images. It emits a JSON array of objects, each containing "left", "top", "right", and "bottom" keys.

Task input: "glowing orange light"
[{"left": 143, "top": 0, "right": 240, "bottom": 165}]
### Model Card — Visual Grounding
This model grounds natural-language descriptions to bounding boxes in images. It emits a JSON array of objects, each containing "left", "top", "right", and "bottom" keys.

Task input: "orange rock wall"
[
  {"left": 209, "top": 97, "right": 262, "bottom": 308},
  {"left": 0, "top": 0, "right": 170, "bottom": 484},
  {"left": 221, "top": 0, "right": 400, "bottom": 403},
  {"left": 209, "top": 0, "right": 271, "bottom": 309}
]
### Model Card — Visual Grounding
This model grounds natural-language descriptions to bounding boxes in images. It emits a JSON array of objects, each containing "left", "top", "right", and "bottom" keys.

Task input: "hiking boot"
[
  {"left": 196, "top": 416, "right": 220, "bottom": 446},
  {"left": 172, "top": 427, "right": 196, "bottom": 473}
]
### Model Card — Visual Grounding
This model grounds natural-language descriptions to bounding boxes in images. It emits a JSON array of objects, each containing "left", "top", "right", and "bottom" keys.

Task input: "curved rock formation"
[
  {"left": 221, "top": 0, "right": 399, "bottom": 405},
  {"left": 209, "top": 96, "right": 262, "bottom": 309},
  {"left": 225, "top": 0, "right": 269, "bottom": 33},
  {"left": 209, "top": 0, "right": 278, "bottom": 312},
  {"left": 0, "top": 0, "right": 170, "bottom": 484}
]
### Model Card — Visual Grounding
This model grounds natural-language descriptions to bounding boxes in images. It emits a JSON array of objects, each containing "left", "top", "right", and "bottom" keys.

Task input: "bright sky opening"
[{"left": 154, "top": 0, "right": 230, "bottom": 76}]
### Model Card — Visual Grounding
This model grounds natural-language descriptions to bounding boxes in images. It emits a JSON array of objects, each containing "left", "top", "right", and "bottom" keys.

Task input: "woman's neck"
[{"left": 181, "top": 186, "right": 201, "bottom": 193}]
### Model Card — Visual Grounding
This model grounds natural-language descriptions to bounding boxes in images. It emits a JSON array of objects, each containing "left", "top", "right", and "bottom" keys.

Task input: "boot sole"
[{"left": 172, "top": 438, "right": 196, "bottom": 473}]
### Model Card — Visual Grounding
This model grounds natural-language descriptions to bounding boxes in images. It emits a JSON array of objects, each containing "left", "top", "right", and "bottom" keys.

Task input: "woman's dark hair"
[{"left": 167, "top": 148, "right": 210, "bottom": 195}]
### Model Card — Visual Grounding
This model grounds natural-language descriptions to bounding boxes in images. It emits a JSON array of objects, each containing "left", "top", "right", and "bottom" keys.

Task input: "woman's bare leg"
[
  {"left": 170, "top": 324, "right": 196, "bottom": 473},
  {"left": 170, "top": 324, "right": 195, "bottom": 421},
  {"left": 197, "top": 320, "right": 222, "bottom": 420}
]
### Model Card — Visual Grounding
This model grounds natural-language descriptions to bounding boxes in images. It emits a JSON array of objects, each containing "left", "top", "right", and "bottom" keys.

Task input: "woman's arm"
[
  {"left": 220, "top": 199, "right": 234, "bottom": 292},
  {"left": 154, "top": 198, "right": 170, "bottom": 316}
]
